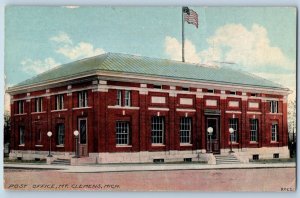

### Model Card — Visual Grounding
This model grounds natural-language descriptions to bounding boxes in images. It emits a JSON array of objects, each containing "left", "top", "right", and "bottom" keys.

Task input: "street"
[{"left": 4, "top": 167, "right": 296, "bottom": 191}]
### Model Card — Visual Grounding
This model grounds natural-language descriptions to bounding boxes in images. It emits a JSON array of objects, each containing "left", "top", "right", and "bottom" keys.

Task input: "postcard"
[{"left": 3, "top": 6, "right": 296, "bottom": 191}]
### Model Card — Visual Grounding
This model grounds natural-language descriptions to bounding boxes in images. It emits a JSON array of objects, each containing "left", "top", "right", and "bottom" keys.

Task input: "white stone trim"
[
  {"left": 180, "top": 98, "right": 193, "bottom": 105},
  {"left": 31, "top": 111, "right": 47, "bottom": 114},
  {"left": 148, "top": 107, "right": 169, "bottom": 111},
  {"left": 267, "top": 112, "right": 283, "bottom": 115},
  {"left": 228, "top": 101, "right": 239, "bottom": 107},
  {"left": 72, "top": 106, "right": 92, "bottom": 110},
  {"left": 99, "top": 80, "right": 107, "bottom": 85},
  {"left": 35, "top": 145, "right": 43, "bottom": 147},
  {"left": 206, "top": 99, "right": 217, "bottom": 106},
  {"left": 225, "top": 110, "right": 242, "bottom": 114},
  {"left": 249, "top": 102, "right": 259, "bottom": 108},
  {"left": 56, "top": 144, "right": 65, "bottom": 148},
  {"left": 116, "top": 145, "right": 132, "bottom": 148},
  {"left": 140, "top": 84, "right": 147, "bottom": 88},
  {"left": 8, "top": 69, "right": 290, "bottom": 97},
  {"left": 247, "top": 111, "right": 262, "bottom": 115},
  {"left": 51, "top": 109, "right": 68, "bottom": 112},
  {"left": 176, "top": 108, "right": 196, "bottom": 112},
  {"left": 151, "top": 96, "right": 166, "bottom": 104},
  {"left": 107, "top": 106, "right": 140, "bottom": 110},
  {"left": 14, "top": 113, "right": 27, "bottom": 116}
]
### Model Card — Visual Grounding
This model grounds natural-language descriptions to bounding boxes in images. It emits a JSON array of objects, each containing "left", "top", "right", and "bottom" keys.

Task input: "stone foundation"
[{"left": 9, "top": 146, "right": 289, "bottom": 164}]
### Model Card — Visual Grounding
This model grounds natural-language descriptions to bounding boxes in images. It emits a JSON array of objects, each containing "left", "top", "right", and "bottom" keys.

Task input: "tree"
[{"left": 4, "top": 111, "right": 11, "bottom": 144}]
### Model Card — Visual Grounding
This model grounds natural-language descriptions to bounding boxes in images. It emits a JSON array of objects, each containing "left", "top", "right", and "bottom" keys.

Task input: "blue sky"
[{"left": 4, "top": 6, "right": 296, "bottom": 99}]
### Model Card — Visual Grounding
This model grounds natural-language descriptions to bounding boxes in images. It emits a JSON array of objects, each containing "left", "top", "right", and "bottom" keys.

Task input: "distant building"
[{"left": 7, "top": 53, "right": 290, "bottom": 163}]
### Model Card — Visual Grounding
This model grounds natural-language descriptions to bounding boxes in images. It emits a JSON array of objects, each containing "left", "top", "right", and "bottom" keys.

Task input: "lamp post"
[
  {"left": 207, "top": 127, "right": 213, "bottom": 153},
  {"left": 73, "top": 130, "right": 80, "bottom": 158},
  {"left": 47, "top": 131, "right": 53, "bottom": 157},
  {"left": 229, "top": 128, "right": 234, "bottom": 153}
]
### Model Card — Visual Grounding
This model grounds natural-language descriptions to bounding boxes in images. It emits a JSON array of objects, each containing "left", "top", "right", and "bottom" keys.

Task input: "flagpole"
[{"left": 182, "top": 7, "right": 185, "bottom": 62}]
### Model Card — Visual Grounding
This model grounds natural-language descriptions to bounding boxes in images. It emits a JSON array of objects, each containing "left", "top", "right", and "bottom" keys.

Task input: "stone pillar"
[
  {"left": 168, "top": 88, "right": 176, "bottom": 151},
  {"left": 241, "top": 97, "right": 248, "bottom": 149},
  {"left": 220, "top": 94, "right": 226, "bottom": 150},
  {"left": 139, "top": 84, "right": 148, "bottom": 151}
]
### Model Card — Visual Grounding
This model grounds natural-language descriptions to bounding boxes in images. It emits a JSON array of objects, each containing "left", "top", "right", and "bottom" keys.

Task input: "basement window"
[
  {"left": 252, "top": 154, "right": 259, "bottom": 161},
  {"left": 273, "top": 153, "right": 279, "bottom": 159},
  {"left": 17, "top": 157, "right": 22, "bottom": 160},
  {"left": 153, "top": 85, "right": 162, "bottom": 89},
  {"left": 184, "top": 158, "right": 192, "bottom": 162},
  {"left": 153, "top": 159, "right": 164, "bottom": 163}
]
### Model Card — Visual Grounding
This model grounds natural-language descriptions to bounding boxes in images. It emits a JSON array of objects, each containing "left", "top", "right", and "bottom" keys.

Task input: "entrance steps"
[
  {"left": 51, "top": 158, "right": 71, "bottom": 165},
  {"left": 214, "top": 154, "right": 241, "bottom": 165}
]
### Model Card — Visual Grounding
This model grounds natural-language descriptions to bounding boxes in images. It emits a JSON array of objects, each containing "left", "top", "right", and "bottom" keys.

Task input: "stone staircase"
[
  {"left": 215, "top": 154, "right": 241, "bottom": 165},
  {"left": 51, "top": 158, "right": 71, "bottom": 165}
]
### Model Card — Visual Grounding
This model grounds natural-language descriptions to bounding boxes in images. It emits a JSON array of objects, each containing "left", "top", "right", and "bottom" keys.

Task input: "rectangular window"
[
  {"left": 270, "top": 101, "right": 278, "bottom": 113},
  {"left": 250, "top": 119, "right": 258, "bottom": 142},
  {"left": 125, "top": 90, "right": 131, "bottom": 106},
  {"left": 229, "top": 91, "right": 236, "bottom": 95},
  {"left": 182, "top": 87, "right": 189, "bottom": 91},
  {"left": 180, "top": 117, "right": 192, "bottom": 144},
  {"left": 57, "top": 123, "right": 65, "bottom": 145},
  {"left": 271, "top": 123, "right": 278, "bottom": 142},
  {"left": 19, "top": 126, "right": 25, "bottom": 145},
  {"left": 17, "top": 100, "right": 24, "bottom": 114},
  {"left": 153, "top": 85, "right": 162, "bottom": 89},
  {"left": 36, "top": 129, "right": 42, "bottom": 143},
  {"left": 116, "top": 121, "right": 130, "bottom": 145},
  {"left": 207, "top": 89, "right": 215, "bottom": 93},
  {"left": 251, "top": 93, "right": 258, "bottom": 97},
  {"left": 35, "top": 97, "right": 43, "bottom": 112},
  {"left": 116, "top": 90, "right": 122, "bottom": 106},
  {"left": 229, "top": 118, "right": 238, "bottom": 142},
  {"left": 55, "top": 94, "right": 64, "bottom": 110},
  {"left": 78, "top": 91, "right": 88, "bottom": 107},
  {"left": 151, "top": 116, "right": 165, "bottom": 144}
]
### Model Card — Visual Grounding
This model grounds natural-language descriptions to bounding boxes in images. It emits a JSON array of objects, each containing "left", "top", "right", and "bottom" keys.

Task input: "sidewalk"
[{"left": 3, "top": 162, "right": 296, "bottom": 173}]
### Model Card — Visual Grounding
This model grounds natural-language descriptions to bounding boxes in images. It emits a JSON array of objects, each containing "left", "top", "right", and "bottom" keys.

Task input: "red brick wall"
[{"left": 10, "top": 79, "right": 289, "bottom": 155}]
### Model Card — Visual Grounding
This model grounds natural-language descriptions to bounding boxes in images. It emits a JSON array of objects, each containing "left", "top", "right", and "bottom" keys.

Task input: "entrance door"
[
  {"left": 78, "top": 118, "right": 88, "bottom": 157},
  {"left": 206, "top": 117, "right": 220, "bottom": 154}
]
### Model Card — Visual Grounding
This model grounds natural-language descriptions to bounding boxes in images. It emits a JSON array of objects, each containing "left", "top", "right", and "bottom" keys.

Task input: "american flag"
[{"left": 183, "top": 7, "right": 198, "bottom": 28}]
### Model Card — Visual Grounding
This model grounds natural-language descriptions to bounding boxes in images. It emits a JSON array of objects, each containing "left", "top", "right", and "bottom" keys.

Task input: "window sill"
[
  {"left": 18, "top": 144, "right": 25, "bottom": 147},
  {"left": 107, "top": 106, "right": 140, "bottom": 110},
  {"left": 228, "top": 142, "right": 239, "bottom": 145},
  {"left": 249, "top": 141, "right": 258, "bottom": 144},
  {"left": 35, "top": 145, "right": 43, "bottom": 147},
  {"left": 116, "top": 145, "right": 132, "bottom": 148},
  {"left": 268, "top": 113, "right": 282, "bottom": 115},
  {"left": 51, "top": 109, "right": 68, "bottom": 112},
  {"left": 31, "top": 111, "right": 47, "bottom": 114},
  {"left": 72, "top": 106, "right": 92, "bottom": 110},
  {"left": 56, "top": 144, "right": 65, "bottom": 148},
  {"left": 151, "top": 144, "right": 165, "bottom": 147},
  {"left": 270, "top": 141, "right": 279, "bottom": 144},
  {"left": 180, "top": 143, "right": 193, "bottom": 146},
  {"left": 15, "top": 113, "right": 27, "bottom": 116}
]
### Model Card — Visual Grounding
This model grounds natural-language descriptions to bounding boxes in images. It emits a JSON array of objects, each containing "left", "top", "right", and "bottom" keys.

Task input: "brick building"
[{"left": 7, "top": 53, "right": 290, "bottom": 163}]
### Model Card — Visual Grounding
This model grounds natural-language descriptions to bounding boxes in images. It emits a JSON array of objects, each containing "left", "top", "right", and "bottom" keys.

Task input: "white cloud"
[
  {"left": 50, "top": 32, "right": 72, "bottom": 45},
  {"left": 51, "top": 32, "right": 105, "bottom": 60},
  {"left": 56, "top": 42, "right": 105, "bottom": 60},
  {"left": 207, "top": 23, "right": 295, "bottom": 70},
  {"left": 165, "top": 36, "right": 201, "bottom": 64},
  {"left": 21, "top": 57, "right": 60, "bottom": 74},
  {"left": 63, "top": 6, "right": 80, "bottom": 9},
  {"left": 164, "top": 23, "right": 295, "bottom": 70}
]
